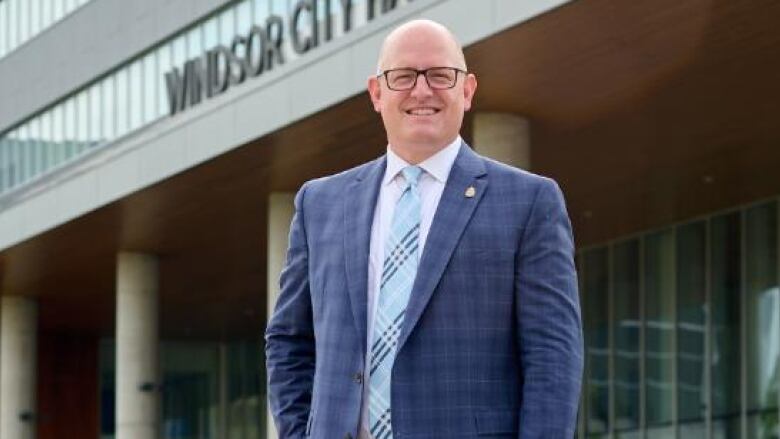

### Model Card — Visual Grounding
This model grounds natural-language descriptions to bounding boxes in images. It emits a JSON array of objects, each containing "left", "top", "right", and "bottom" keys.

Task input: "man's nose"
[{"left": 409, "top": 72, "right": 434, "bottom": 97}]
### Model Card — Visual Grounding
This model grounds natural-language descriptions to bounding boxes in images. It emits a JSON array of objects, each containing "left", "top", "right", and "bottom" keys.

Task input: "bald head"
[{"left": 376, "top": 19, "right": 467, "bottom": 73}]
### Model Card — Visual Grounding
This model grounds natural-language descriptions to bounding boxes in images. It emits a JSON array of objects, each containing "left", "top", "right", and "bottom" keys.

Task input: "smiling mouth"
[{"left": 405, "top": 108, "right": 440, "bottom": 116}]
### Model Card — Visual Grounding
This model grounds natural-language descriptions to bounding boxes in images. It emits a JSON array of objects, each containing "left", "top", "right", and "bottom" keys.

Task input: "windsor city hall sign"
[{"left": 165, "top": 0, "right": 410, "bottom": 115}]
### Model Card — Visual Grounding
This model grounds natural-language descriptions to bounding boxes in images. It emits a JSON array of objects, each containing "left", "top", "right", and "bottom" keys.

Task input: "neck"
[{"left": 389, "top": 137, "right": 458, "bottom": 164}]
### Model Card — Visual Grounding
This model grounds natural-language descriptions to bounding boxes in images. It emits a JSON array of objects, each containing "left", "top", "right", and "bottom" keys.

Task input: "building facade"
[{"left": 0, "top": 0, "right": 779, "bottom": 438}]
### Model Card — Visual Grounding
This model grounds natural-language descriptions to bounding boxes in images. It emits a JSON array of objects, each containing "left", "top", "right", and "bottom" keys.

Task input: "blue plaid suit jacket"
[{"left": 266, "top": 143, "right": 583, "bottom": 438}]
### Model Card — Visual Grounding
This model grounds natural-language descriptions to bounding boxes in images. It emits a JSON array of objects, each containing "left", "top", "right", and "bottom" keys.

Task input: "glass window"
[
  {"left": 219, "top": 7, "right": 235, "bottom": 46},
  {"left": 6, "top": 129, "right": 18, "bottom": 188},
  {"left": 115, "top": 70, "right": 128, "bottom": 137},
  {"left": 0, "top": 137, "right": 7, "bottom": 192},
  {"left": 51, "top": 104, "right": 64, "bottom": 165},
  {"left": 63, "top": 96, "right": 76, "bottom": 162},
  {"left": 161, "top": 342, "right": 220, "bottom": 439},
  {"left": 8, "top": 0, "right": 18, "bottom": 49},
  {"left": 64, "top": 0, "right": 77, "bottom": 15},
  {"left": 613, "top": 239, "right": 640, "bottom": 434},
  {"left": 52, "top": 0, "right": 64, "bottom": 22},
  {"left": 90, "top": 84, "right": 102, "bottom": 146},
  {"left": 236, "top": 0, "right": 251, "bottom": 34},
  {"left": 27, "top": 118, "right": 40, "bottom": 179},
  {"left": 0, "top": 1, "right": 8, "bottom": 57},
  {"left": 19, "top": 0, "right": 29, "bottom": 46},
  {"left": 187, "top": 25, "right": 202, "bottom": 60},
  {"left": 711, "top": 212, "right": 742, "bottom": 437},
  {"left": 30, "top": 0, "right": 41, "bottom": 35},
  {"left": 157, "top": 44, "right": 172, "bottom": 116},
  {"left": 129, "top": 60, "right": 143, "bottom": 131},
  {"left": 143, "top": 53, "right": 157, "bottom": 124},
  {"left": 676, "top": 221, "right": 707, "bottom": 433},
  {"left": 644, "top": 230, "right": 675, "bottom": 428},
  {"left": 102, "top": 75, "right": 115, "bottom": 139},
  {"left": 745, "top": 202, "right": 779, "bottom": 436},
  {"left": 40, "top": 110, "right": 51, "bottom": 171},
  {"left": 16, "top": 124, "right": 29, "bottom": 183},
  {"left": 204, "top": 16, "right": 218, "bottom": 52},
  {"left": 253, "top": 0, "right": 268, "bottom": 23},
  {"left": 41, "top": 0, "right": 52, "bottom": 28},
  {"left": 172, "top": 35, "right": 187, "bottom": 70},
  {"left": 226, "top": 341, "right": 264, "bottom": 438},
  {"left": 77, "top": 89, "right": 89, "bottom": 153},
  {"left": 584, "top": 248, "right": 609, "bottom": 437}
]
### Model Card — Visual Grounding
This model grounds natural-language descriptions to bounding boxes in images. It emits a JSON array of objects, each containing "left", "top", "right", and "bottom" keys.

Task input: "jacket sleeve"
[
  {"left": 265, "top": 183, "right": 315, "bottom": 439},
  {"left": 515, "top": 177, "right": 584, "bottom": 438}
]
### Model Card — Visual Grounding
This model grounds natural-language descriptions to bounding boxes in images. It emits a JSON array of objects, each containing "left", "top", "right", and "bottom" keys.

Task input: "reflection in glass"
[
  {"left": 0, "top": 1, "right": 7, "bottom": 57},
  {"left": 204, "top": 17, "right": 218, "bottom": 52},
  {"left": 77, "top": 90, "right": 89, "bottom": 153},
  {"left": 16, "top": 125, "right": 29, "bottom": 183},
  {"left": 102, "top": 75, "right": 115, "bottom": 139},
  {"left": 187, "top": 26, "right": 202, "bottom": 61},
  {"left": 40, "top": 110, "right": 52, "bottom": 170},
  {"left": 584, "top": 248, "right": 609, "bottom": 436},
  {"left": 8, "top": 0, "right": 18, "bottom": 49},
  {"left": 172, "top": 35, "right": 187, "bottom": 70},
  {"left": 64, "top": 97, "right": 76, "bottom": 162},
  {"left": 90, "top": 84, "right": 103, "bottom": 145},
  {"left": 129, "top": 60, "right": 143, "bottom": 131},
  {"left": 30, "top": 0, "right": 41, "bottom": 35},
  {"left": 116, "top": 70, "right": 128, "bottom": 137},
  {"left": 676, "top": 222, "right": 707, "bottom": 432},
  {"left": 162, "top": 342, "right": 219, "bottom": 439},
  {"left": 644, "top": 230, "right": 675, "bottom": 427},
  {"left": 613, "top": 240, "right": 640, "bottom": 434},
  {"left": 253, "top": 0, "right": 268, "bottom": 23},
  {"left": 227, "top": 342, "right": 264, "bottom": 439},
  {"left": 28, "top": 118, "right": 40, "bottom": 179},
  {"left": 42, "top": 0, "right": 52, "bottom": 28},
  {"left": 19, "top": 0, "right": 29, "bottom": 45},
  {"left": 746, "top": 202, "right": 779, "bottom": 436},
  {"left": 711, "top": 212, "right": 741, "bottom": 433},
  {"left": 157, "top": 44, "right": 172, "bottom": 116},
  {"left": 220, "top": 7, "right": 235, "bottom": 46},
  {"left": 53, "top": 0, "right": 64, "bottom": 22},
  {"left": 52, "top": 105, "right": 64, "bottom": 165},
  {"left": 143, "top": 54, "right": 157, "bottom": 124},
  {"left": 237, "top": 0, "right": 252, "bottom": 34}
]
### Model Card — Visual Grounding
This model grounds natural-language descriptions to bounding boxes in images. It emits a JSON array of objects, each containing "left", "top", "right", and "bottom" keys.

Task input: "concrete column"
[
  {"left": 0, "top": 296, "right": 37, "bottom": 439},
  {"left": 472, "top": 112, "right": 531, "bottom": 170},
  {"left": 266, "top": 192, "right": 295, "bottom": 439},
  {"left": 116, "top": 252, "right": 159, "bottom": 439}
]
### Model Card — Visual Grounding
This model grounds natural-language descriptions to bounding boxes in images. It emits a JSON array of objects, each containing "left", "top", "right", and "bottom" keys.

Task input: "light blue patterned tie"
[{"left": 368, "top": 165, "right": 423, "bottom": 439}]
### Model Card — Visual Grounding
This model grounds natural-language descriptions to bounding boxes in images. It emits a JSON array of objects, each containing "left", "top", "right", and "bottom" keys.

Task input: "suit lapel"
[
  {"left": 344, "top": 156, "right": 386, "bottom": 359},
  {"left": 397, "top": 143, "right": 488, "bottom": 352}
]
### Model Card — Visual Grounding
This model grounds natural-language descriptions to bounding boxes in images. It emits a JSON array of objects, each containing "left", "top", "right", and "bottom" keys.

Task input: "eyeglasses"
[{"left": 377, "top": 67, "right": 467, "bottom": 91}]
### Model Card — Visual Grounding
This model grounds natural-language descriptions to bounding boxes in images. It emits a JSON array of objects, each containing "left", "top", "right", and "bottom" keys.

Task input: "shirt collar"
[{"left": 383, "top": 136, "right": 463, "bottom": 186}]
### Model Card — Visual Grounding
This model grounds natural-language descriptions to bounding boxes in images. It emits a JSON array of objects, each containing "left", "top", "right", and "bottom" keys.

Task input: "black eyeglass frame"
[{"left": 377, "top": 67, "right": 468, "bottom": 91}]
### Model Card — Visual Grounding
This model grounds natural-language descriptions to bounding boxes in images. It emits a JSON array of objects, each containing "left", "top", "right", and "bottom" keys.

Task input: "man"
[{"left": 266, "top": 19, "right": 583, "bottom": 439}]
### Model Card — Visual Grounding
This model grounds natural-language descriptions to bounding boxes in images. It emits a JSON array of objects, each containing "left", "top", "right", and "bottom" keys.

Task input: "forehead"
[{"left": 381, "top": 27, "right": 462, "bottom": 69}]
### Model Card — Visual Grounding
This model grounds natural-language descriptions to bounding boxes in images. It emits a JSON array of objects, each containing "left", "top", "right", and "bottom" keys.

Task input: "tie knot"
[{"left": 401, "top": 166, "right": 423, "bottom": 189}]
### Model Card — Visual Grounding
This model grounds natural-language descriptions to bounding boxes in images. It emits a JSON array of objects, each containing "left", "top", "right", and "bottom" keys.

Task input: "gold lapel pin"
[{"left": 465, "top": 186, "right": 476, "bottom": 198}]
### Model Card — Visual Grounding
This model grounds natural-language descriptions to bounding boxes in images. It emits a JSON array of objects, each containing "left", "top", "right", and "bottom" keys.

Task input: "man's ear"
[
  {"left": 367, "top": 76, "right": 382, "bottom": 113},
  {"left": 463, "top": 73, "right": 478, "bottom": 112}
]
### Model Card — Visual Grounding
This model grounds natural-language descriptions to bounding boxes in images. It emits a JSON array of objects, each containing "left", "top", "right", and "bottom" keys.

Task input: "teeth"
[{"left": 408, "top": 108, "right": 437, "bottom": 115}]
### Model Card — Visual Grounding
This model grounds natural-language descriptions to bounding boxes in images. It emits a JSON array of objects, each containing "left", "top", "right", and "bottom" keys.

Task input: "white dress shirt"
[{"left": 358, "top": 136, "right": 462, "bottom": 438}]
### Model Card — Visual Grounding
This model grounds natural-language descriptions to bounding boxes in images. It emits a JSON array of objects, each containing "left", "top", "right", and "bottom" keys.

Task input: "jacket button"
[
  {"left": 352, "top": 372, "right": 363, "bottom": 384},
  {"left": 344, "top": 434, "right": 353, "bottom": 439}
]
